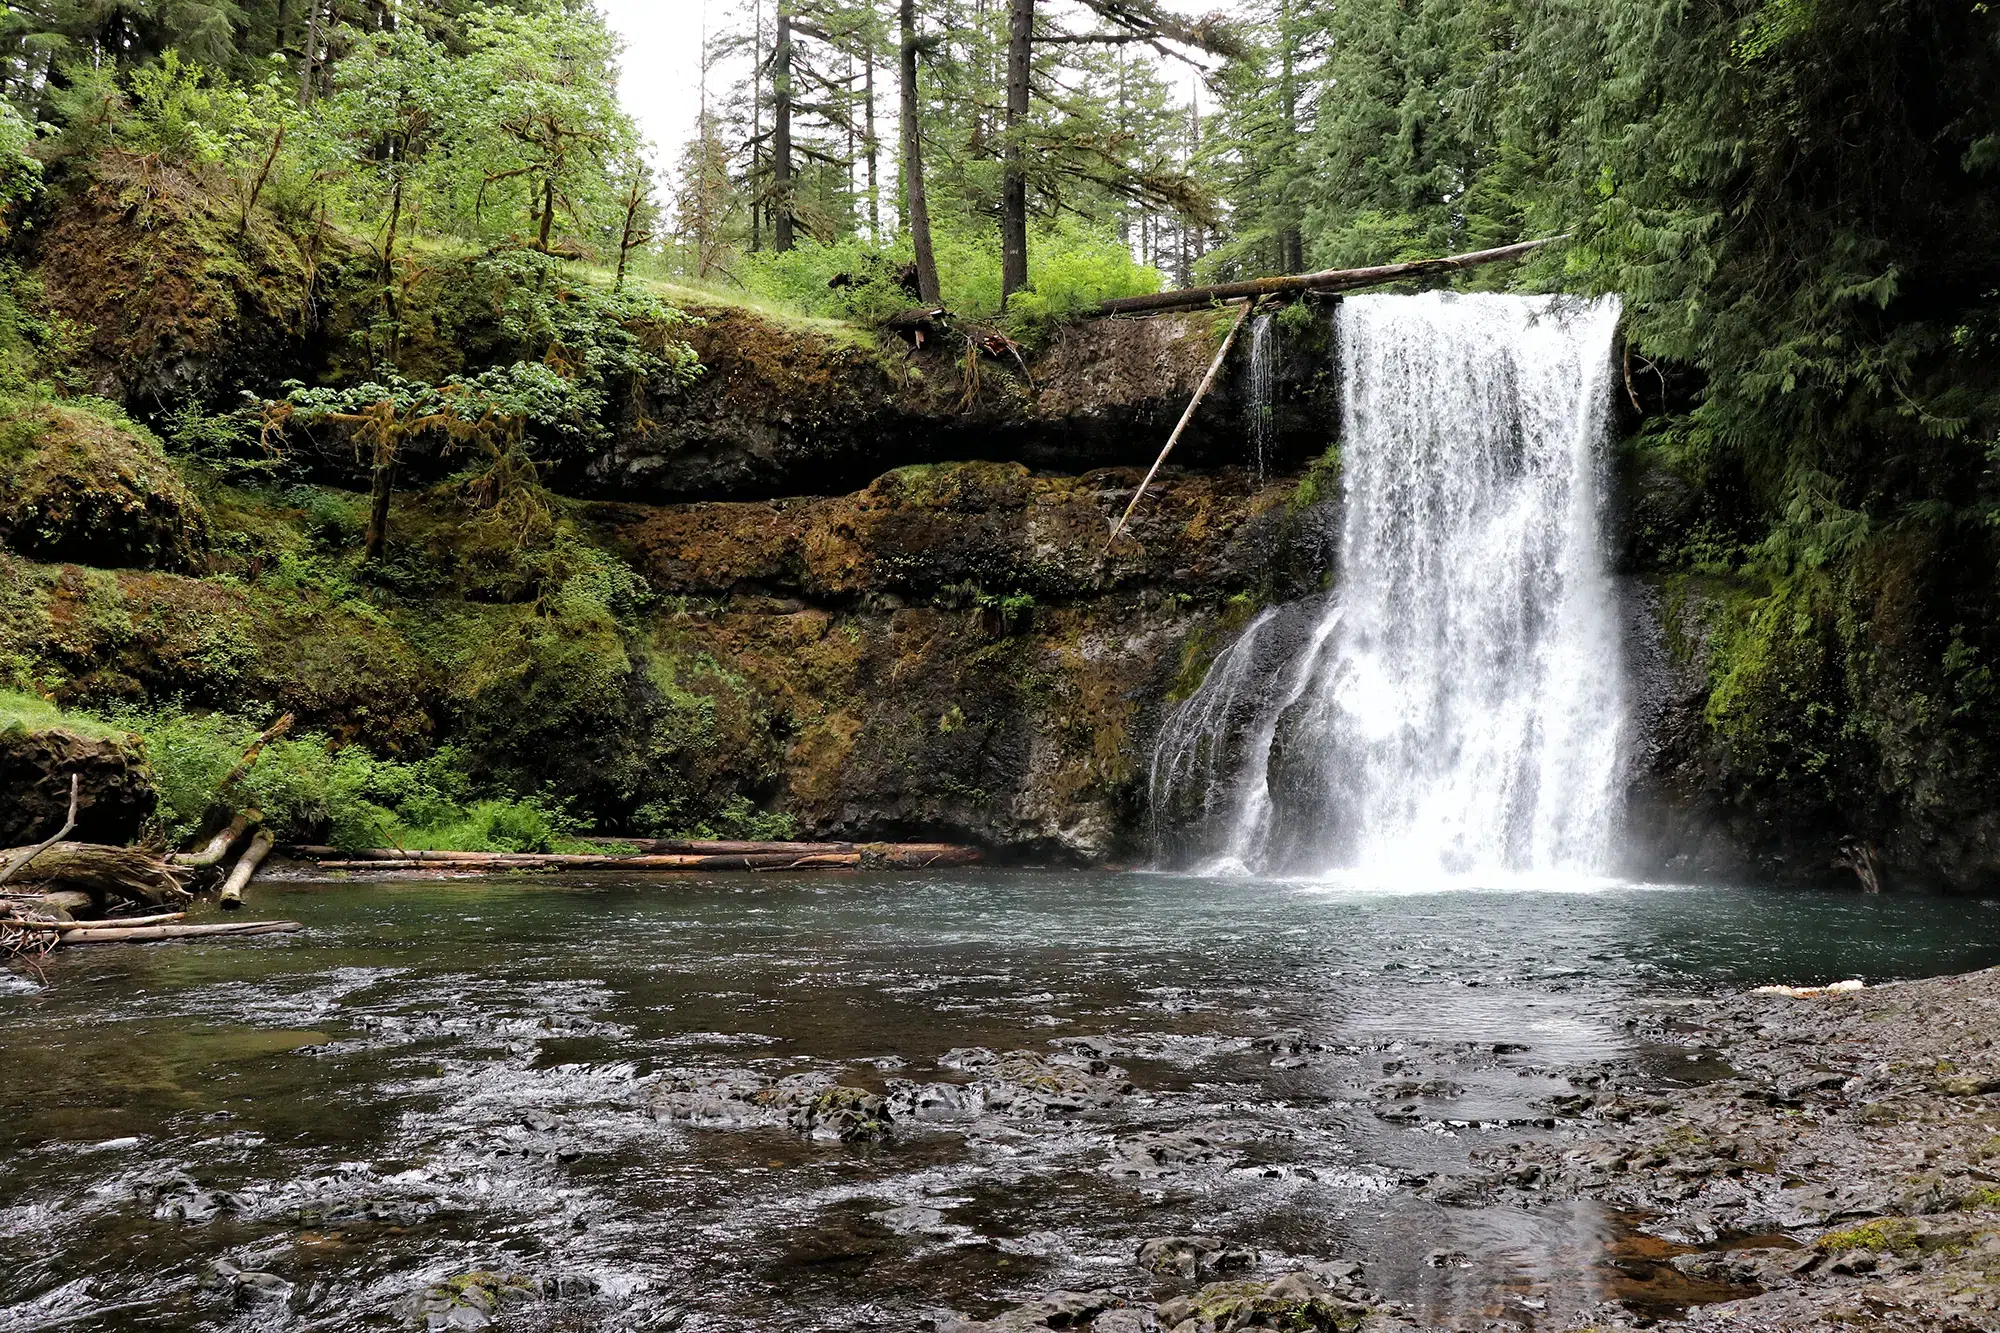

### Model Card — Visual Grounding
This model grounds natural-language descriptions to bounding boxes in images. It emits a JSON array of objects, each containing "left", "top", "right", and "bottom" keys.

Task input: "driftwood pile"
[
  {"left": 286, "top": 839, "right": 983, "bottom": 875},
  {"left": 2, "top": 723, "right": 304, "bottom": 962}
]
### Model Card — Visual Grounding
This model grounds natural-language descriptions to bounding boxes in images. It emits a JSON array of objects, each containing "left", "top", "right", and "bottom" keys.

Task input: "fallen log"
[
  {"left": 171, "top": 812, "right": 252, "bottom": 868},
  {"left": 2, "top": 889, "right": 94, "bottom": 917},
  {"left": 218, "top": 827, "right": 276, "bottom": 910},
  {"left": 865, "top": 843, "right": 984, "bottom": 867},
  {"left": 311, "top": 851, "right": 868, "bottom": 872},
  {"left": 580, "top": 838, "right": 861, "bottom": 855},
  {"left": 1089, "top": 236, "right": 1565, "bottom": 318},
  {"left": 62, "top": 920, "right": 300, "bottom": 945},
  {"left": 0, "top": 842, "right": 192, "bottom": 906},
  {"left": 0, "top": 912, "right": 188, "bottom": 932}
]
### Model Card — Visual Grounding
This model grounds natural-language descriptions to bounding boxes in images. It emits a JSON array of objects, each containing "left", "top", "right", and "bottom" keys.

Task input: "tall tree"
[
  {"left": 997, "top": 0, "right": 1238, "bottom": 302},
  {"left": 898, "top": 0, "right": 940, "bottom": 302}
]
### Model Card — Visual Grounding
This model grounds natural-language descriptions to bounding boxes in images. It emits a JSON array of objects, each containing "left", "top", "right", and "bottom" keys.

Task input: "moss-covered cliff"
[
  {"left": 9, "top": 154, "right": 1999, "bottom": 886},
  {"left": 0, "top": 156, "right": 1331, "bottom": 861}
]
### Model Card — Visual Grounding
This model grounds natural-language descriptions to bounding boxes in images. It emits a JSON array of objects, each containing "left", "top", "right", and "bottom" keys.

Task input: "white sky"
[
  {"left": 597, "top": 0, "right": 715, "bottom": 172},
  {"left": 596, "top": 0, "right": 1220, "bottom": 177}
]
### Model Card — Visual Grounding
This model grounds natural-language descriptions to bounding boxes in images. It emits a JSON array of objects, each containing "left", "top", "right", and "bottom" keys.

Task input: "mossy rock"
[
  {"left": 788, "top": 1086, "right": 893, "bottom": 1142},
  {"left": 31, "top": 154, "right": 334, "bottom": 407},
  {"left": 0, "top": 401, "right": 207, "bottom": 571},
  {"left": 1156, "top": 1271, "right": 1362, "bottom": 1332}
]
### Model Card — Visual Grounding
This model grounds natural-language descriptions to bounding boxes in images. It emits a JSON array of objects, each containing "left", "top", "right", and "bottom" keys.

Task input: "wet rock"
[
  {"left": 141, "top": 1172, "right": 248, "bottom": 1223},
  {"left": 201, "top": 1260, "right": 294, "bottom": 1310},
  {"left": 652, "top": 1067, "right": 893, "bottom": 1140},
  {"left": 940, "top": 1288, "right": 1124, "bottom": 1332},
  {"left": 1113, "top": 1129, "right": 1238, "bottom": 1177},
  {"left": 957, "top": 1048, "right": 1135, "bottom": 1118},
  {"left": 1137, "top": 1236, "right": 1256, "bottom": 1281},
  {"left": 789, "top": 1086, "right": 892, "bottom": 1142},
  {"left": 395, "top": 1272, "right": 536, "bottom": 1331},
  {"left": 1154, "top": 1272, "right": 1361, "bottom": 1332},
  {"left": 884, "top": 1078, "right": 973, "bottom": 1121},
  {"left": 292, "top": 1196, "right": 439, "bottom": 1227},
  {"left": 650, "top": 1067, "right": 783, "bottom": 1128}
]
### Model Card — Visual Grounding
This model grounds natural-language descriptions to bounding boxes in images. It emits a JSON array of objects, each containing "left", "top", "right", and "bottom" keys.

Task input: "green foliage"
[
  {"left": 739, "top": 216, "right": 1158, "bottom": 339},
  {"left": 112, "top": 703, "right": 588, "bottom": 852},
  {"left": 633, "top": 793, "right": 797, "bottom": 842},
  {"left": 1291, "top": 445, "right": 1341, "bottom": 510}
]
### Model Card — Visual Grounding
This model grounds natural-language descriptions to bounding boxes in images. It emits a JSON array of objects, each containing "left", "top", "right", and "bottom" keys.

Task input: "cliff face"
[
  {"left": 0, "top": 166, "right": 1341, "bottom": 860},
  {"left": 13, "top": 163, "right": 1998, "bottom": 883},
  {"left": 579, "top": 300, "right": 1338, "bottom": 501}
]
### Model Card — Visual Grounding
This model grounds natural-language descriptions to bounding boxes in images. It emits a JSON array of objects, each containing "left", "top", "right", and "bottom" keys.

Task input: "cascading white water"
[
  {"left": 1151, "top": 292, "right": 1625, "bottom": 884},
  {"left": 1247, "top": 313, "right": 1276, "bottom": 484}
]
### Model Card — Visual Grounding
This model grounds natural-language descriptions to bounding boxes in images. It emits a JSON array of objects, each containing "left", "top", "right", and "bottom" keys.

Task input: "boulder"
[{"left": 0, "top": 402, "right": 207, "bottom": 571}]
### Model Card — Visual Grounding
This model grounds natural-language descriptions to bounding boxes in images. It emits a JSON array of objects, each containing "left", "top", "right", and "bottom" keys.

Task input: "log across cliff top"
[{"left": 1089, "top": 237, "right": 1564, "bottom": 318}]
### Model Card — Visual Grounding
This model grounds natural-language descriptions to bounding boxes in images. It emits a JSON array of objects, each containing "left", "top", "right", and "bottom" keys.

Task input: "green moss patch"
[{"left": 0, "top": 398, "right": 208, "bottom": 570}]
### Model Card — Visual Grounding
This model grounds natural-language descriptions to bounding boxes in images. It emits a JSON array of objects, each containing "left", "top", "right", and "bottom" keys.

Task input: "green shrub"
[
  {"left": 739, "top": 216, "right": 1160, "bottom": 342},
  {"left": 633, "top": 793, "right": 797, "bottom": 842},
  {"left": 92, "top": 703, "right": 589, "bottom": 853}
]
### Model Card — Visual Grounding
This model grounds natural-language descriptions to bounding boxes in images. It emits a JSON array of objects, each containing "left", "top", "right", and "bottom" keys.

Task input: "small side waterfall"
[
  {"left": 1152, "top": 292, "right": 1625, "bottom": 884},
  {"left": 1246, "top": 313, "right": 1276, "bottom": 484}
]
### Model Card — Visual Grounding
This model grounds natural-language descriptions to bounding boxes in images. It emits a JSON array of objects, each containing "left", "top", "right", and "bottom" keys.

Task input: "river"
[{"left": 5, "top": 871, "right": 1999, "bottom": 1331}]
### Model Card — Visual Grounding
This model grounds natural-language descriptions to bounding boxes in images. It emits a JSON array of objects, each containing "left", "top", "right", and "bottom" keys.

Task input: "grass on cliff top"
[
  {"left": 0, "top": 688, "right": 130, "bottom": 740},
  {"left": 628, "top": 273, "right": 876, "bottom": 348}
]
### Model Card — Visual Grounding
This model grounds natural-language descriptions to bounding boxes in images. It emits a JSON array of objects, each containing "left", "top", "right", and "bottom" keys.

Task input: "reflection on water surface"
[{"left": 3, "top": 871, "right": 1998, "bottom": 1331}]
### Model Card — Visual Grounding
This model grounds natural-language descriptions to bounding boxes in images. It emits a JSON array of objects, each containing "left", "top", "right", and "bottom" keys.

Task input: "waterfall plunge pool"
[{"left": 4, "top": 871, "right": 1998, "bottom": 1331}]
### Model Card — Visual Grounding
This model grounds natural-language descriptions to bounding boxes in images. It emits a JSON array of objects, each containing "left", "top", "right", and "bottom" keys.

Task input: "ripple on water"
[{"left": 3, "top": 871, "right": 1999, "bottom": 1331}]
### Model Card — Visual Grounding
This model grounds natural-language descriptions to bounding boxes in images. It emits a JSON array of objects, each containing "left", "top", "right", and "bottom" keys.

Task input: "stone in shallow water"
[
  {"left": 1112, "top": 1129, "right": 1238, "bottom": 1177},
  {"left": 1136, "top": 1235, "right": 1256, "bottom": 1281},
  {"left": 1154, "top": 1272, "right": 1363, "bottom": 1332},
  {"left": 939, "top": 1289, "right": 1126, "bottom": 1332}
]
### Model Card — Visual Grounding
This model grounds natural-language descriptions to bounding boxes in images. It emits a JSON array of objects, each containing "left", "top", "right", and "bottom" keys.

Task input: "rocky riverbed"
[
  {"left": 1462, "top": 967, "right": 2000, "bottom": 1331},
  {"left": 945, "top": 967, "right": 2000, "bottom": 1333},
  {"left": 7, "top": 878, "right": 2000, "bottom": 1333}
]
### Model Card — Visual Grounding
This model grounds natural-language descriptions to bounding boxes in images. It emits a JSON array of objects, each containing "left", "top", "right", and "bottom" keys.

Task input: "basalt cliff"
[{"left": 6, "top": 156, "right": 1997, "bottom": 889}]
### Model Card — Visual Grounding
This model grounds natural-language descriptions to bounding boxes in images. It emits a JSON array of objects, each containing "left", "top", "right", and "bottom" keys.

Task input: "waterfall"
[
  {"left": 1247, "top": 313, "right": 1276, "bottom": 484},
  {"left": 1151, "top": 292, "right": 1625, "bottom": 884}
]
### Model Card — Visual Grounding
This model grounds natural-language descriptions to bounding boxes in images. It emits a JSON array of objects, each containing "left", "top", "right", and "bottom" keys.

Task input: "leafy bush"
[
  {"left": 633, "top": 793, "right": 797, "bottom": 842},
  {"left": 739, "top": 216, "right": 1159, "bottom": 341},
  {"left": 99, "top": 704, "right": 589, "bottom": 853}
]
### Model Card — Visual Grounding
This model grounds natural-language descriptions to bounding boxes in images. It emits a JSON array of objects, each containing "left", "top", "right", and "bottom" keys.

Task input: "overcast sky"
[
  {"left": 597, "top": 0, "right": 714, "bottom": 172},
  {"left": 595, "top": 1, "right": 1218, "bottom": 177}
]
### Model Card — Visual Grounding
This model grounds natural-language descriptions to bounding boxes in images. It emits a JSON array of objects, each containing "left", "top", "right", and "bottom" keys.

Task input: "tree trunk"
[
  {"left": 1000, "top": 0, "right": 1033, "bottom": 303},
  {"left": 1090, "top": 236, "right": 1564, "bottom": 317},
  {"left": 298, "top": 0, "right": 320, "bottom": 106},
  {"left": 864, "top": 41, "right": 880, "bottom": 239},
  {"left": 218, "top": 828, "right": 276, "bottom": 911},
  {"left": 899, "top": 0, "right": 941, "bottom": 304},
  {"left": 750, "top": 0, "right": 764, "bottom": 253},
  {"left": 773, "top": 4, "right": 795, "bottom": 253},
  {"left": 364, "top": 448, "right": 395, "bottom": 562},
  {"left": 63, "top": 921, "right": 301, "bottom": 945},
  {"left": 1107, "top": 299, "right": 1254, "bottom": 547},
  {"left": 0, "top": 843, "right": 191, "bottom": 906}
]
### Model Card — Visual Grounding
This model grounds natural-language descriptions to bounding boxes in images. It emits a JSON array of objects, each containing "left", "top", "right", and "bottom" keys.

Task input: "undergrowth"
[{"left": 7, "top": 690, "right": 590, "bottom": 853}]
